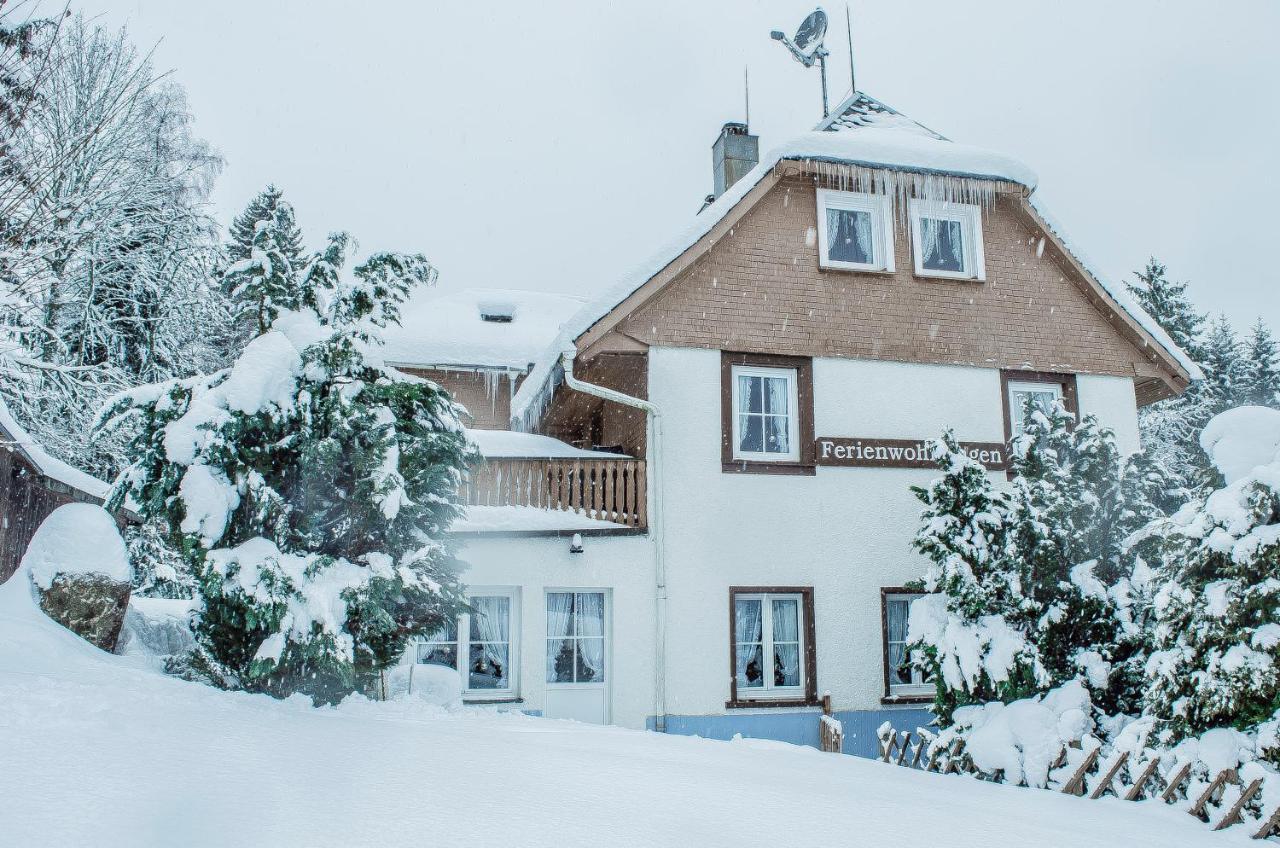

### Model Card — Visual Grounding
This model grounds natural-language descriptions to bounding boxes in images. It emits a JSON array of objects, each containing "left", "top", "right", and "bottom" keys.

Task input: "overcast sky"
[{"left": 64, "top": 0, "right": 1280, "bottom": 335}]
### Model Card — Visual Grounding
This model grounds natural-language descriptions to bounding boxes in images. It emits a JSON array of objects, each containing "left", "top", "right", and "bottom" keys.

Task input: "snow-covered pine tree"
[
  {"left": 1242, "top": 319, "right": 1280, "bottom": 409},
  {"left": 219, "top": 186, "right": 307, "bottom": 344},
  {"left": 905, "top": 432, "right": 1045, "bottom": 724},
  {"left": 100, "top": 231, "right": 476, "bottom": 703},
  {"left": 1126, "top": 258, "right": 1205, "bottom": 363},
  {"left": 1142, "top": 407, "right": 1280, "bottom": 753},
  {"left": 1200, "top": 315, "right": 1245, "bottom": 418}
]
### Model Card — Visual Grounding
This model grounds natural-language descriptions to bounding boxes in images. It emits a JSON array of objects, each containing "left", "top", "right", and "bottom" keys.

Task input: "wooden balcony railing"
[{"left": 461, "top": 458, "right": 647, "bottom": 529}]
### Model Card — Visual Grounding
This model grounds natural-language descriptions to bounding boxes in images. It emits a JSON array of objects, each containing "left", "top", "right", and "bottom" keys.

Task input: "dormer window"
[
  {"left": 909, "top": 198, "right": 985, "bottom": 281},
  {"left": 479, "top": 302, "right": 515, "bottom": 323},
  {"left": 816, "top": 189, "right": 894, "bottom": 272}
]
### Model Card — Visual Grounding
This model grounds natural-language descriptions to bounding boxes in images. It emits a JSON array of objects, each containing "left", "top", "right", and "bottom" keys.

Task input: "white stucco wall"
[
  {"left": 451, "top": 533, "right": 656, "bottom": 729},
  {"left": 647, "top": 347, "right": 1144, "bottom": 720}
]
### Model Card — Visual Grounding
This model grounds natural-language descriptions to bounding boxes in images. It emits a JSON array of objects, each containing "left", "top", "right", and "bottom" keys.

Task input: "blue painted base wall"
[{"left": 645, "top": 707, "right": 935, "bottom": 759}]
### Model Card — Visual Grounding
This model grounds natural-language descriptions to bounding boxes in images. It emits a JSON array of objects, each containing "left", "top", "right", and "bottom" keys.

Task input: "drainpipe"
[{"left": 559, "top": 346, "right": 668, "bottom": 732}]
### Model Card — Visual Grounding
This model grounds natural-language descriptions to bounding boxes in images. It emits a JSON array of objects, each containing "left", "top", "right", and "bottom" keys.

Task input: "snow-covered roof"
[
  {"left": 511, "top": 90, "right": 1198, "bottom": 426},
  {"left": 0, "top": 397, "right": 113, "bottom": 500},
  {"left": 381, "top": 287, "right": 585, "bottom": 371},
  {"left": 467, "top": 429, "right": 627, "bottom": 460}
]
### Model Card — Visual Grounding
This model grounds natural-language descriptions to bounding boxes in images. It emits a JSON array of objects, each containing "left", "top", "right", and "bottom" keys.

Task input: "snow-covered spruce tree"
[
  {"left": 219, "top": 186, "right": 308, "bottom": 346},
  {"left": 1125, "top": 258, "right": 1212, "bottom": 498},
  {"left": 1004, "top": 406, "right": 1168, "bottom": 714},
  {"left": 1242, "top": 319, "right": 1280, "bottom": 409},
  {"left": 1142, "top": 407, "right": 1280, "bottom": 753},
  {"left": 905, "top": 432, "right": 1046, "bottom": 724},
  {"left": 100, "top": 233, "right": 475, "bottom": 703},
  {"left": 1126, "top": 258, "right": 1206, "bottom": 363}
]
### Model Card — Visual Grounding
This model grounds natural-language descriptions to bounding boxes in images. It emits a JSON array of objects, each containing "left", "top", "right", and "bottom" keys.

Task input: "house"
[{"left": 382, "top": 91, "right": 1198, "bottom": 756}]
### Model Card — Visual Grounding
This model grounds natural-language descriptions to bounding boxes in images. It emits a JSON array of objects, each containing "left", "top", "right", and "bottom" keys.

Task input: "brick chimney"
[{"left": 711, "top": 122, "right": 759, "bottom": 200}]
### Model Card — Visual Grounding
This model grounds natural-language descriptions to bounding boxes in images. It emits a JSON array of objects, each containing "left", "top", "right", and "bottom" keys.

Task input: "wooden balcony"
[{"left": 461, "top": 458, "right": 647, "bottom": 529}]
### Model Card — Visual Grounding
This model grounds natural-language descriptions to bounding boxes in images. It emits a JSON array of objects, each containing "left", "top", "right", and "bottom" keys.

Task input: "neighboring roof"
[
  {"left": 381, "top": 287, "right": 585, "bottom": 371},
  {"left": 512, "top": 90, "right": 1199, "bottom": 426},
  {"left": 467, "top": 429, "right": 628, "bottom": 460},
  {"left": 0, "top": 397, "right": 113, "bottom": 501}
]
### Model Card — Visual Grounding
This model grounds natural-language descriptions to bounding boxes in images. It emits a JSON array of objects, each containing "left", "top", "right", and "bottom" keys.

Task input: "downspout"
[{"left": 560, "top": 346, "right": 668, "bottom": 732}]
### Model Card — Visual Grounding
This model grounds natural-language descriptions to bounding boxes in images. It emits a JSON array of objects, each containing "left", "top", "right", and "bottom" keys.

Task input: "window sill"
[
  {"left": 726, "top": 697, "right": 822, "bottom": 710},
  {"left": 722, "top": 461, "right": 816, "bottom": 477},
  {"left": 913, "top": 271, "right": 984, "bottom": 284},
  {"left": 880, "top": 694, "right": 933, "bottom": 706},
  {"left": 463, "top": 696, "right": 524, "bottom": 705},
  {"left": 817, "top": 264, "right": 896, "bottom": 277}
]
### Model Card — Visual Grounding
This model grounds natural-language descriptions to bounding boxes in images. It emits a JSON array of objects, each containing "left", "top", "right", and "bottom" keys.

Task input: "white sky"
[{"left": 64, "top": 0, "right": 1280, "bottom": 334}]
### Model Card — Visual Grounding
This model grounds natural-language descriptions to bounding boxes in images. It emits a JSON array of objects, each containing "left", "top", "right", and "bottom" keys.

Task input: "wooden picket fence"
[
  {"left": 872, "top": 724, "right": 1280, "bottom": 840},
  {"left": 460, "top": 457, "right": 647, "bottom": 528}
]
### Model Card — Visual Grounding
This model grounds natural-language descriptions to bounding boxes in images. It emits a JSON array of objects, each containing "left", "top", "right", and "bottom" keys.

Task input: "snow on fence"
[
  {"left": 819, "top": 694, "right": 844, "bottom": 754},
  {"left": 873, "top": 724, "right": 1280, "bottom": 841},
  {"left": 461, "top": 458, "right": 647, "bottom": 528}
]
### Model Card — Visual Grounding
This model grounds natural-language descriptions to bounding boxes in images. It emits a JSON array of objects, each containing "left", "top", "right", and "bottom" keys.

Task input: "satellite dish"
[
  {"left": 793, "top": 9, "right": 829, "bottom": 58},
  {"left": 770, "top": 7, "right": 832, "bottom": 116}
]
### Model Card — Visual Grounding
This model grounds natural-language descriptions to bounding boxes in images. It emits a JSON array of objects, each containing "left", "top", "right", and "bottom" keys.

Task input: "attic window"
[
  {"left": 816, "top": 189, "right": 894, "bottom": 273},
  {"left": 479, "top": 303, "right": 516, "bottom": 323},
  {"left": 908, "top": 198, "right": 985, "bottom": 281}
]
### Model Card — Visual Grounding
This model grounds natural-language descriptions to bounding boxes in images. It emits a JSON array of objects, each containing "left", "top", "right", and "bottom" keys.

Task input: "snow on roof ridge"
[
  {"left": 0, "top": 396, "right": 113, "bottom": 500},
  {"left": 815, "top": 90, "right": 948, "bottom": 141}
]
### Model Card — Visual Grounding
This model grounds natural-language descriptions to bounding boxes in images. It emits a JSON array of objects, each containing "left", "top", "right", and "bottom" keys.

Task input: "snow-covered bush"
[
  {"left": 1142, "top": 406, "right": 1280, "bottom": 753},
  {"left": 927, "top": 680, "right": 1094, "bottom": 788},
  {"left": 100, "top": 230, "right": 476, "bottom": 703}
]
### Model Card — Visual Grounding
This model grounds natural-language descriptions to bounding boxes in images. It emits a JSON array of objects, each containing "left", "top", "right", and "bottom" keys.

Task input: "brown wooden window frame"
[
  {"left": 999, "top": 369, "right": 1079, "bottom": 446},
  {"left": 720, "top": 351, "right": 815, "bottom": 476},
  {"left": 880, "top": 587, "right": 933, "bottom": 705},
  {"left": 726, "top": 586, "right": 819, "bottom": 709}
]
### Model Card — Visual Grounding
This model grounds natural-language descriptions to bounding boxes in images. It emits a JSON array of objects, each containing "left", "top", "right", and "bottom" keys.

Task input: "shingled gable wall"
[{"left": 609, "top": 175, "right": 1182, "bottom": 399}]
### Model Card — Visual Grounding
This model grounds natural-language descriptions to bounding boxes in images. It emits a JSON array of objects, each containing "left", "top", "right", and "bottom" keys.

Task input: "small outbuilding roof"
[{"left": 381, "top": 287, "right": 585, "bottom": 371}]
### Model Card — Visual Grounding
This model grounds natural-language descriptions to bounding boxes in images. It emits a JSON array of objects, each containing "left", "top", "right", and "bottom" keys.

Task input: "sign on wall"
[{"left": 814, "top": 436, "right": 1008, "bottom": 471}]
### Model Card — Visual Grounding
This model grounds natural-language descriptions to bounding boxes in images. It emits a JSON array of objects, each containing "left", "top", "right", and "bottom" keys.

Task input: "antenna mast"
[
  {"left": 744, "top": 65, "right": 750, "bottom": 128},
  {"left": 845, "top": 3, "right": 856, "bottom": 94}
]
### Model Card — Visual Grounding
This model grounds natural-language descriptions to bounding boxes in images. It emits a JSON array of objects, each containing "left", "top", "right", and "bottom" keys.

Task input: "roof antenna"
[
  {"left": 771, "top": 7, "right": 831, "bottom": 118},
  {"left": 744, "top": 65, "right": 750, "bottom": 128},
  {"left": 845, "top": 3, "right": 856, "bottom": 95}
]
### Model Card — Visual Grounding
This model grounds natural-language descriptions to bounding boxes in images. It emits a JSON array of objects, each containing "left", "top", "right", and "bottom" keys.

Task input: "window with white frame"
[
  {"left": 733, "top": 592, "right": 805, "bottom": 698},
  {"left": 1006, "top": 379, "right": 1064, "bottom": 436},
  {"left": 731, "top": 365, "right": 799, "bottom": 462},
  {"left": 883, "top": 592, "right": 931, "bottom": 697},
  {"left": 816, "top": 188, "right": 895, "bottom": 272},
  {"left": 546, "top": 591, "right": 606, "bottom": 684},
  {"left": 417, "top": 590, "right": 517, "bottom": 696},
  {"left": 908, "top": 198, "right": 985, "bottom": 280}
]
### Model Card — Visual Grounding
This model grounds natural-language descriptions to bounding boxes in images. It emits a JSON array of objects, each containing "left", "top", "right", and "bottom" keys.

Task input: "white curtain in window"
[
  {"left": 921, "top": 217, "right": 940, "bottom": 265},
  {"left": 546, "top": 592, "right": 573, "bottom": 682},
  {"left": 764, "top": 376, "right": 787, "bottom": 415},
  {"left": 735, "top": 598, "right": 763, "bottom": 686},
  {"left": 772, "top": 599, "right": 800, "bottom": 685},
  {"left": 576, "top": 593, "right": 605, "bottom": 680},
  {"left": 943, "top": 220, "right": 964, "bottom": 267},
  {"left": 853, "top": 210, "right": 873, "bottom": 262},
  {"left": 472, "top": 596, "right": 509, "bottom": 669},
  {"left": 887, "top": 598, "right": 909, "bottom": 684}
]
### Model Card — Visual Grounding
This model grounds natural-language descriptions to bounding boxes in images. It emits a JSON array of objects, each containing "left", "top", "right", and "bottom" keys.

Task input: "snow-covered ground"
[{"left": 0, "top": 572, "right": 1239, "bottom": 847}]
